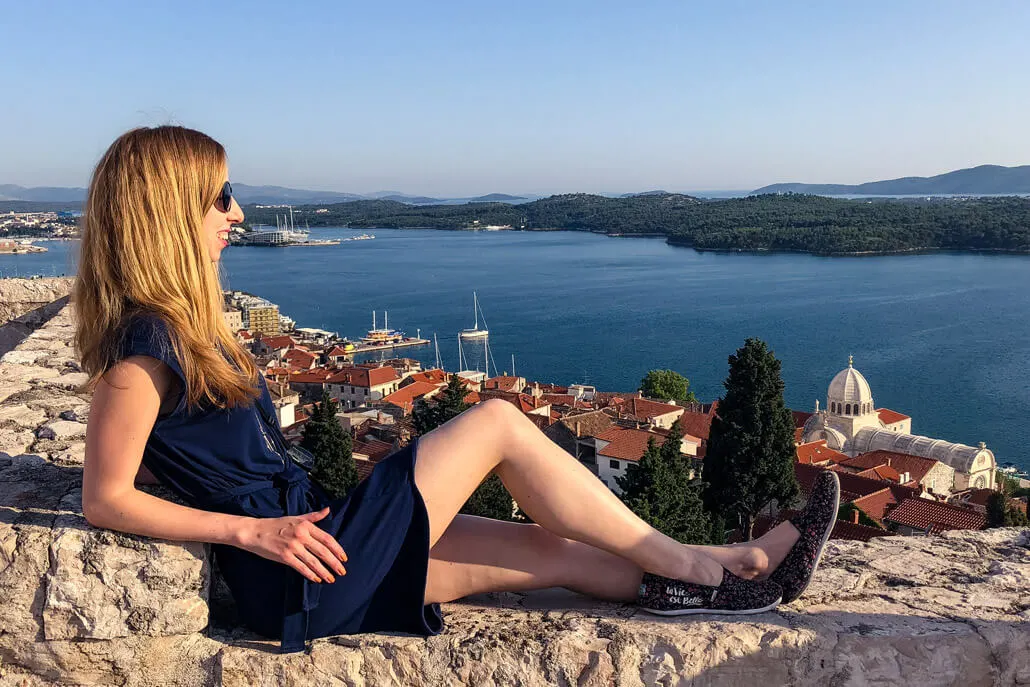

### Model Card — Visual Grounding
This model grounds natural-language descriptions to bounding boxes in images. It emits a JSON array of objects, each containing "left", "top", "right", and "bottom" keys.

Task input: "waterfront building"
[
  {"left": 325, "top": 365, "right": 402, "bottom": 409},
  {"left": 222, "top": 308, "right": 243, "bottom": 332},
  {"left": 252, "top": 334, "right": 297, "bottom": 359},
  {"left": 248, "top": 305, "right": 281, "bottom": 336},
  {"left": 800, "top": 358, "right": 996, "bottom": 491}
]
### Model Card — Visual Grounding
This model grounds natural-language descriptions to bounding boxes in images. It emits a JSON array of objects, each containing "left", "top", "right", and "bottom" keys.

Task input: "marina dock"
[{"left": 349, "top": 337, "right": 430, "bottom": 353}]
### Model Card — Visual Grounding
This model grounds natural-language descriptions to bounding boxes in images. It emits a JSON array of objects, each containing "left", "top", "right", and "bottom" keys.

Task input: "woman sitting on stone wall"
[{"left": 75, "top": 125, "right": 841, "bottom": 654}]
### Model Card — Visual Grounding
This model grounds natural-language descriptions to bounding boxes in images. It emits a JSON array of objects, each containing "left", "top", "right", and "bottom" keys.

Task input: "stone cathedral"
[{"left": 801, "top": 357, "right": 996, "bottom": 490}]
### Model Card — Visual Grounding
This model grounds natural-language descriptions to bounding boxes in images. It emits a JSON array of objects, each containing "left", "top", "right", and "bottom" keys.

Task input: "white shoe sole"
[
  {"left": 783, "top": 473, "right": 841, "bottom": 603},
  {"left": 638, "top": 597, "right": 783, "bottom": 616}
]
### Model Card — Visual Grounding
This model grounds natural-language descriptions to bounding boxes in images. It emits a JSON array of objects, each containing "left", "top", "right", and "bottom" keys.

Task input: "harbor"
[
  {"left": 347, "top": 310, "right": 430, "bottom": 353},
  {"left": 231, "top": 207, "right": 345, "bottom": 247}
]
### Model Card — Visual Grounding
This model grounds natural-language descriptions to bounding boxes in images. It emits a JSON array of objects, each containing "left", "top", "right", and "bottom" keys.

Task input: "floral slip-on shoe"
[
  {"left": 768, "top": 469, "right": 841, "bottom": 604},
  {"left": 637, "top": 567, "right": 783, "bottom": 616}
]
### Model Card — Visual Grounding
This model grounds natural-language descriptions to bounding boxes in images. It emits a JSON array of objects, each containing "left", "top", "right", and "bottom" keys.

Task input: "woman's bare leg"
[
  {"left": 415, "top": 399, "right": 765, "bottom": 587},
  {"left": 425, "top": 514, "right": 642, "bottom": 604}
]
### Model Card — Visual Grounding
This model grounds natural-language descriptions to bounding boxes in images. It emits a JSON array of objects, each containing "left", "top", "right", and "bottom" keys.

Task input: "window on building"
[
  {"left": 609, "top": 459, "right": 620, "bottom": 470},
  {"left": 364, "top": 388, "right": 368, "bottom": 396},
  {"left": 845, "top": 403, "right": 851, "bottom": 415}
]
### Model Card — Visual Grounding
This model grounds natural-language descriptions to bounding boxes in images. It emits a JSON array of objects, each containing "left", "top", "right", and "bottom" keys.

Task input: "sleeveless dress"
[{"left": 115, "top": 312, "right": 444, "bottom": 653}]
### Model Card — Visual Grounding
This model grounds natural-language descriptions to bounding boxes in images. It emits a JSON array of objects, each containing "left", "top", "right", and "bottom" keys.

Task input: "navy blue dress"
[{"left": 115, "top": 312, "right": 443, "bottom": 653}]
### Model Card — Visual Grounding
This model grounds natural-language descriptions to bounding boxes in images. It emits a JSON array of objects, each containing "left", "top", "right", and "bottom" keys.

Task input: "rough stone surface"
[
  {"left": 0, "top": 278, "right": 75, "bottom": 358},
  {"left": 1, "top": 290, "right": 1029, "bottom": 686}
]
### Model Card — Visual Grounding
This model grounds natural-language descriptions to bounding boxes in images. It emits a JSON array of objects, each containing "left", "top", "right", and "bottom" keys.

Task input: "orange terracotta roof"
[
  {"left": 856, "top": 465, "right": 902, "bottom": 482},
  {"left": 621, "top": 398, "right": 684, "bottom": 422},
  {"left": 352, "top": 437, "right": 397, "bottom": 462},
  {"left": 794, "top": 427, "right": 804, "bottom": 444},
  {"left": 595, "top": 427, "right": 668, "bottom": 462},
  {"left": 842, "top": 450, "right": 938, "bottom": 485},
  {"left": 260, "top": 335, "right": 297, "bottom": 350},
  {"left": 381, "top": 381, "right": 442, "bottom": 411},
  {"left": 484, "top": 375, "right": 523, "bottom": 392},
  {"left": 353, "top": 457, "right": 376, "bottom": 481},
  {"left": 877, "top": 408, "right": 910, "bottom": 425},
  {"left": 326, "top": 365, "right": 400, "bottom": 387},
  {"left": 405, "top": 369, "right": 449, "bottom": 385},
  {"left": 289, "top": 369, "right": 335, "bottom": 384},
  {"left": 796, "top": 440, "right": 850, "bottom": 465},
  {"left": 674, "top": 410, "right": 715, "bottom": 442},
  {"left": 795, "top": 463, "right": 891, "bottom": 500},
  {"left": 542, "top": 393, "right": 576, "bottom": 405},
  {"left": 535, "top": 382, "right": 569, "bottom": 394},
  {"left": 326, "top": 345, "right": 352, "bottom": 357},
  {"left": 884, "top": 498, "right": 986, "bottom": 533},
  {"left": 283, "top": 349, "right": 316, "bottom": 365},
  {"left": 850, "top": 489, "right": 897, "bottom": 522}
]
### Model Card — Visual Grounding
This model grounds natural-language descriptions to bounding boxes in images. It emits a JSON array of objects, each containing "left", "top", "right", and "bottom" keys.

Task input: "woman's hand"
[{"left": 234, "top": 507, "right": 348, "bottom": 584}]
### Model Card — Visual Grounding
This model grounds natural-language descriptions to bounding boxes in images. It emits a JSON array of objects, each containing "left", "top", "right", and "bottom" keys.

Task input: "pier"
[{"left": 348, "top": 337, "right": 431, "bottom": 353}]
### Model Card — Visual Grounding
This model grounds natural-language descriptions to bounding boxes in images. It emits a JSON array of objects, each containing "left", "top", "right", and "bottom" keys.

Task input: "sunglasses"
[{"left": 215, "top": 181, "right": 234, "bottom": 213}]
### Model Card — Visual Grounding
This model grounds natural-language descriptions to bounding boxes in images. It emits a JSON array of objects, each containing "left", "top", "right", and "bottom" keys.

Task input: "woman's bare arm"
[{"left": 82, "top": 355, "right": 348, "bottom": 584}]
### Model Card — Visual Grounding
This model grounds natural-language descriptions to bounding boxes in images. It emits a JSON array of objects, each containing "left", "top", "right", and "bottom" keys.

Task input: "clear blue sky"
[{"left": 3, "top": 0, "right": 1028, "bottom": 196}]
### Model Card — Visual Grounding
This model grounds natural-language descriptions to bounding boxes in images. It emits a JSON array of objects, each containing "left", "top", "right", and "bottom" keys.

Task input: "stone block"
[{"left": 42, "top": 490, "right": 210, "bottom": 641}]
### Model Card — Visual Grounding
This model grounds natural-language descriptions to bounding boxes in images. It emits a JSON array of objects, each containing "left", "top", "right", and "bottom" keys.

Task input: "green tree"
[
  {"left": 304, "top": 389, "right": 359, "bottom": 498},
  {"left": 412, "top": 373, "right": 470, "bottom": 436},
  {"left": 639, "top": 369, "right": 698, "bottom": 404},
  {"left": 616, "top": 421, "right": 712, "bottom": 544},
  {"left": 702, "top": 338, "right": 800, "bottom": 541},
  {"left": 986, "top": 492, "right": 1029, "bottom": 528},
  {"left": 411, "top": 376, "right": 516, "bottom": 521}
]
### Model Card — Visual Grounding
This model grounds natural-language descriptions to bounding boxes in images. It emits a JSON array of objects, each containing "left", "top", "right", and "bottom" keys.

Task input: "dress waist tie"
[{"left": 211, "top": 465, "right": 321, "bottom": 654}]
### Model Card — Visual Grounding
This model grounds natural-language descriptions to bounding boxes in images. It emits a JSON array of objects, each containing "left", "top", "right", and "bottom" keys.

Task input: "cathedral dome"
[{"left": 827, "top": 356, "right": 874, "bottom": 415}]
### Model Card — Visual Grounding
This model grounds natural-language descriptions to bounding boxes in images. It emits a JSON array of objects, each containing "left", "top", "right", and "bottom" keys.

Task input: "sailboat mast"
[
  {"left": 434, "top": 332, "right": 442, "bottom": 371},
  {"left": 473, "top": 291, "right": 479, "bottom": 329},
  {"left": 512, "top": 354, "right": 515, "bottom": 378}
]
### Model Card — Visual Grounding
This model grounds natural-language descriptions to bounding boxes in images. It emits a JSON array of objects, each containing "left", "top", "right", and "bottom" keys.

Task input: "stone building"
[{"left": 801, "top": 357, "right": 996, "bottom": 492}]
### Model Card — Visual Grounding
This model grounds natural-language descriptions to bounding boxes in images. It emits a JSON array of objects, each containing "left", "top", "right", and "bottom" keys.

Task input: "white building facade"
[{"left": 801, "top": 357, "right": 995, "bottom": 491}]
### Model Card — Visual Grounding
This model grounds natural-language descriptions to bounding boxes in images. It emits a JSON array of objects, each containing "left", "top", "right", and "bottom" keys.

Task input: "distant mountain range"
[
  {"left": 6, "top": 164, "right": 1029, "bottom": 206},
  {"left": 0, "top": 183, "right": 531, "bottom": 206},
  {"left": 752, "top": 165, "right": 1030, "bottom": 196}
]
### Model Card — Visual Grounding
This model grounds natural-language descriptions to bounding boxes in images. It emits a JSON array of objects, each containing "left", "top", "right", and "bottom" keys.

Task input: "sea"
[{"left": 3, "top": 228, "right": 1028, "bottom": 473}]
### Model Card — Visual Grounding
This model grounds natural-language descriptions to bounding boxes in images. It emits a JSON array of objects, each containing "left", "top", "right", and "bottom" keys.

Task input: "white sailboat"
[{"left": 459, "top": 291, "right": 490, "bottom": 339}]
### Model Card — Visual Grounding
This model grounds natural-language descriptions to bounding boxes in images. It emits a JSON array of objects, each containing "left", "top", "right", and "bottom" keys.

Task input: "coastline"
[{"left": 385, "top": 226, "right": 1030, "bottom": 258}]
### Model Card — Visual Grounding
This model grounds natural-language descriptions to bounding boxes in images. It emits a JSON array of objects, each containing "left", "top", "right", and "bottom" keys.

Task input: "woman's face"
[{"left": 202, "top": 175, "right": 244, "bottom": 262}]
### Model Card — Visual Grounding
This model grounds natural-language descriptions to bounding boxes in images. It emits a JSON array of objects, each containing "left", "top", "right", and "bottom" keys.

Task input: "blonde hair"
[{"left": 73, "top": 125, "right": 260, "bottom": 410}]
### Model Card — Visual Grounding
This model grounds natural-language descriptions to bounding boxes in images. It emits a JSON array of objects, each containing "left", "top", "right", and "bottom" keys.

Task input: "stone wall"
[
  {"left": 1, "top": 289, "right": 1029, "bottom": 685},
  {"left": 0, "top": 277, "right": 76, "bottom": 357}
]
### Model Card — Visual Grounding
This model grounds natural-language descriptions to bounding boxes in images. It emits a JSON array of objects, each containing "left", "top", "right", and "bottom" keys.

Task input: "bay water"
[{"left": 4, "top": 228, "right": 1028, "bottom": 472}]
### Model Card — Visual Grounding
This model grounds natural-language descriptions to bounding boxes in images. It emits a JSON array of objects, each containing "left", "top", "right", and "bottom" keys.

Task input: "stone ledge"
[{"left": 1, "top": 292, "right": 1030, "bottom": 685}]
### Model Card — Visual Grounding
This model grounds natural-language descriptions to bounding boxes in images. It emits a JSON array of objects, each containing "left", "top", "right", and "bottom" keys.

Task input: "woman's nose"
[{"left": 229, "top": 199, "right": 245, "bottom": 223}]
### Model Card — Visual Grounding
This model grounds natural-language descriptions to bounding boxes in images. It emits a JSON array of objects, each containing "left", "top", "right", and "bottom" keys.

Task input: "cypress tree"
[
  {"left": 304, "top": 389, "right": 359, "bottom": 498},
  {"left": 616, "top": 421, "right": 712, "bottom": 544},
  {"left": 411, "top": 374, "right": 516, "bottom": 521},
  {"left": 703, "top": 338, "right": 800, "bottom": 541}
]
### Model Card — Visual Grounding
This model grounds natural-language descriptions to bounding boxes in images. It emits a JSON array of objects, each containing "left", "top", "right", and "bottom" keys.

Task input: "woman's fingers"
[
  {"left": 305, "top": 534, "right": 346, "bottom": 576},
  {"left": 301, "top": 507, "right": 331, "bottom": 522},
  {"left": 294, "top": 547, "right": 335, "bottom": 584},
  {"left": 284, "top": 552, "right": 322, "bottom": 584},
  {"left": 309, "top": 526, "right": 348, "bottom": 563}
]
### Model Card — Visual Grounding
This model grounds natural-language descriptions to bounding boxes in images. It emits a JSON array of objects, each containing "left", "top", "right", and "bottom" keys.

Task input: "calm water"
[{"left": 4, "top": 229, "right": 1029, "bottom": 472}]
